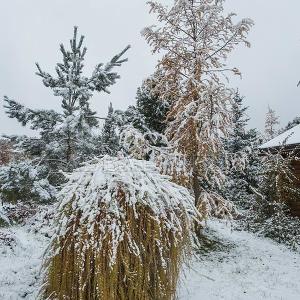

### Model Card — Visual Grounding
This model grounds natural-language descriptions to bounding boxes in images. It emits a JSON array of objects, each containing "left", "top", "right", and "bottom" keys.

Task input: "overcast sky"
[{"left": 0, "top": 0, "right": 299, "bottom": 136}]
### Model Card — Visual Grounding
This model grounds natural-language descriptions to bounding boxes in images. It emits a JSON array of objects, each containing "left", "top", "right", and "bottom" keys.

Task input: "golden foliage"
[{"left": 40, "top": 158, "right": 197, "bottom": 300}]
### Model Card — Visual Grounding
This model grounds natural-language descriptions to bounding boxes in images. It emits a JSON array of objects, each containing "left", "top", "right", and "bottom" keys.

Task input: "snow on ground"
[
  {"left": 179, "top": 220, "right": 300, "bottom": 300},
  {"left": 1, "top": 220, "right": 300, "bottom": 300},
  {"left": 0, "top": 226, "right": 48, "bottom": 300}
]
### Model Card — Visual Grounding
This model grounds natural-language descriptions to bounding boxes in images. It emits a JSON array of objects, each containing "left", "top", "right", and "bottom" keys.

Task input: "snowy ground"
[
  {"left": 1, "top": 220, "right": 300, "bottom": 300},
  {"left": 179, "top": 220, "right": 300, "bottom": 300},
  {"left": 0, "top": 226, "right": 47, "bottom": 299}
]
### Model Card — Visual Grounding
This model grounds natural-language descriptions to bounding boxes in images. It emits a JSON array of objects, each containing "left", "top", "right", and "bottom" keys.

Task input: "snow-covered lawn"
[
  {"left": 0, "top": 226, "right": 47, "bottom": 299},
  {"left": 1, "top": 220, "right": 300, "bottom": 300},
  {"left": 179, "top": 220, "right": 300, "bottom": 300}
]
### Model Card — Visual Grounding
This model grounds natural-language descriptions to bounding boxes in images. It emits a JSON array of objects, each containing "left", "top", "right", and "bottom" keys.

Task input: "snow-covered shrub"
[
  {"left": 0, "top": 231, "right": 16, "bottom": 250},
  {"left": 27, "top": 205, "right": 55, "bottom": 238},
  {"left": 0, "top": 202, "right": 38, "bottom": 227},
  {"left": 239, "top": 201, "right": 300, "bottom": 251},
  {"left": 120, "top": 124, "right": 235, "bottom": 220},
  {"left": 258, "top": 149, "right": 300, "bottom": 205},
  {"left": 0, "top": 201, "right": 10, "bottom": 227},
  {"left": 0, "top": 161, "right": 56, "bottom": 204},
  {"left": 41, "top": 156, "right": 200, "bottom": 300},
  {"left": 237, "top": 148, "right": 300, "bottom": 251}
]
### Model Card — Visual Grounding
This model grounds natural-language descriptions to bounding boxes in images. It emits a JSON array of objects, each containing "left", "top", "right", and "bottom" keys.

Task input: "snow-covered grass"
[
  {"left": 0, "top": 225, "right": 48, "bottom": 299},
  {"left": 1, "top": 219, "right": 300, "bottom": 299},
  {"left": 179, "top": 220, "right": 300, "bottom": 300}
]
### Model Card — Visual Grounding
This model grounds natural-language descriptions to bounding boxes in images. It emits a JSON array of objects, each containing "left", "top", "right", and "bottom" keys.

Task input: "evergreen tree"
[
  {"left": 101, "top": 103, "right": 120, "bottom": 156},
  {"left": 136, "top": 75, "right": 169, "bottom": 134},
  {"left": 223, "top": 92, "right": 261, "bottom": 208},
  {"left": 0, "top": 160, "right": 56, "bottom": 204},
  {"left": 239, "top": 146, "right": 300, "bottom": 250},
  {"left": 264, "top": 106, "right": 280, "bottom": 141},
  {"left": 280, "top": 116, "right": 300, "bottom": 133},
  {"left": 259, "top": 147, "right": 300, "bottom": 206},
  {"left": 3, "top": 27, "right": 130, "bottom": 187}
]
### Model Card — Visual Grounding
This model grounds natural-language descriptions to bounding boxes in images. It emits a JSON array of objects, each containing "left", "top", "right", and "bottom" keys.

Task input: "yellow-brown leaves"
[
  {"left": 41, "top": 192, "right": 190, "bottom": 300},
  {"left": 40, "top": 157, "right": 198, "bottom": 300}
]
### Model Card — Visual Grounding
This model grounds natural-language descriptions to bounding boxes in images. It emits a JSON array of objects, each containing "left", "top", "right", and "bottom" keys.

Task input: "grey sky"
[{"left": 0, "top": 0, "right": 299, "bottom": 136}]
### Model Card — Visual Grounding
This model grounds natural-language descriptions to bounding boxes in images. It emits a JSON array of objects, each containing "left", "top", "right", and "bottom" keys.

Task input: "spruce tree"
[
  {"left": 239, "top": 146, "right": 300, "bottom": 250},
  {"left": 136, "top": 76, "right": 169, "bottom": 134},
  {"left": 264, "top": 106, "right": 280, "bottom": 141},
  {"left": 223, "top": 92, "right": 261, "bottom": 208},
  {"left": 0, "top": 160, "right": 56, "bottom": 204},
  {"left": 3, "top": 27, "right": 130, "bottom": 186},
  {"left": 101, "top": 103, "right": 120, "bottom": 156},
  {"left": 280, "top": 116, "right": 300, "bottom": 133}
]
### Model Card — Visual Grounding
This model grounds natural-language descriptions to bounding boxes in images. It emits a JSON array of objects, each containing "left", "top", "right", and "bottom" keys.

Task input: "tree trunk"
[
  {"left": 192, "top": 169, "right": 201, "bottom": 207},
  {"left": 192, "top": 168, "right": 203, "bottom": 237}
]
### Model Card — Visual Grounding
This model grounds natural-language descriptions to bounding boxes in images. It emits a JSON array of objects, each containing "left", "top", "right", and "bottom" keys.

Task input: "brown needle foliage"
[{"left": 142, "top": 0, "right": 253, "bottom": 218}]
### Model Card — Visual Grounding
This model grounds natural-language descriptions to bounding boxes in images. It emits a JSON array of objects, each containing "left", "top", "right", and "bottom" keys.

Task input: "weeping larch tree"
[{"left": 142, "top": 0, "right": 254, "bottom": 218}]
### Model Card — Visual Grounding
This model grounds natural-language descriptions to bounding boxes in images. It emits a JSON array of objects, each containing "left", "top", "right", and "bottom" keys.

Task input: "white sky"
[{"left": 0, "top": 0, "right": 299, "bottom": 136}]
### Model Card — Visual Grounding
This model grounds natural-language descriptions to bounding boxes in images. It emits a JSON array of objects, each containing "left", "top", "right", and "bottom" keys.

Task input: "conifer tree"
[
  {"left": 3, "top": 27, "right": 130, "bottom": 186},
  {"left": 143, "top": 0, "right": 253, "bottom": 217},
  {"left": 264, "top": 106, "right": 280, "bottom": 141},
  {"left": 240, "top": 145, "right": 300, "bottom": 250},
  {"left": 101, "top": 103, "right": 120, "bottom": 156},
  {"left": 136, "top": 75, "right": 170, "bottom": 134},
  {"left": 0, "top": 160, "right": 56, "bottom": 204},
  {"left": 280, "top": 116, "right": 300, "bottom": 133},
  {"left": 223, "top": 92, "right": 261, "bottom": 208},
  {"left": 259, "top": 148, "right": 300, "bottom": 205}
]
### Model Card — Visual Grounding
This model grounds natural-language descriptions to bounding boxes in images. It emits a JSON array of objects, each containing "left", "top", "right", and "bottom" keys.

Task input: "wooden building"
[{"left": 260, "top": 124, "right": 300, "bottom": 217}]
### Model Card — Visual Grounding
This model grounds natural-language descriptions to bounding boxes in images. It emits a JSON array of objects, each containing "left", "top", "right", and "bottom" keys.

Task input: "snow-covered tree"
[
  {"left": 0, "top": 160, "right": 56, "bottom": 204},
  {"left": 41, "top": 156, "right": 200, "bottom": 300},
  {"left": 259, "top": 148, "right": 300, "bottom": 205},
  {"left": 101, "top": 103, "right": 120, "bottom": 156},
  {"left": 264, "top": 106, "right": 280, "bottom": 141},
  {"left": 280, "top": 116, "right": 300, "bottom": 133},
  {"left": 109, "top": 99, "right": 170, "bottom": 161},
  {"left": 3, "top": 27, "right": 130, "bottom": 186},
  {"left": 223, "top": 92, "right": 261, "bottom": 208},
  {"left": 136, "top": 74, "right": 170, "bottom": 134},
  {"left": 143, "top": 0, "right": 253, "bottom": 217},
  {"left": 239, "top": 146, "right": 300, "bottom": 250}
]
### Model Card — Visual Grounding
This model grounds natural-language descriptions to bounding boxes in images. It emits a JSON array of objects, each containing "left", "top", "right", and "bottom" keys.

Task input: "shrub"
[
  {"left": 40, "top": 157, "right": 200, "bottom": 300},
  {"left": 238, "top": 200, "right": 300, "bottom": 251},
  {"left": 0, "top": 160, "right": 56, "bottom": 205},
  {"left": 236, "top": 147, "right": 300, "bottom": 251}
]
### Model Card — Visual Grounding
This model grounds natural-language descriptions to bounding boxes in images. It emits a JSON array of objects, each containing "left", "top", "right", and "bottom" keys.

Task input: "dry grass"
[{"left": 40, "top": 185, "right": 193, "bottom": 300}]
